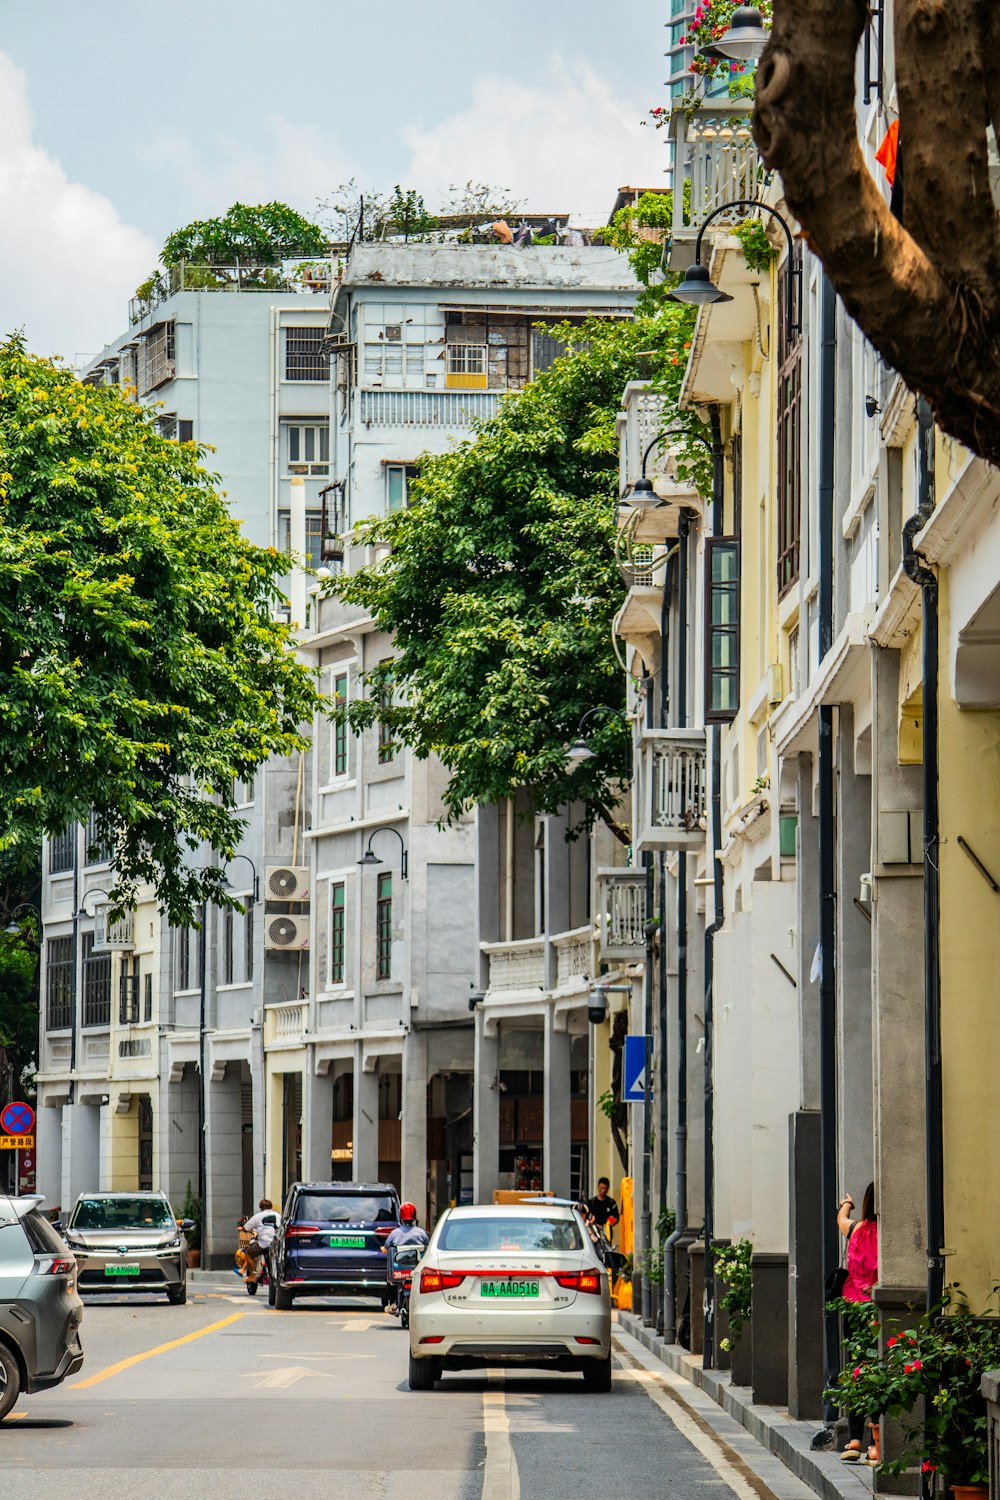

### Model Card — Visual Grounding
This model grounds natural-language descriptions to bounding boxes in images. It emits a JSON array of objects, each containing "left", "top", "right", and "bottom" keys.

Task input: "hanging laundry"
[
  {"left": 491, "top": 220, "right": 513, "bottom": 245},
  {"left": 875, "top": 119, "right": 898, "bottom": 187}
]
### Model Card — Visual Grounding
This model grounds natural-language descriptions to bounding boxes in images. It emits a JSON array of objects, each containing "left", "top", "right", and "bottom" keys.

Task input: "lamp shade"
[
  {"left": 357, "top": 848, "right": 382, "bottom": 867},
  {"left": 624, "top": 476, "right": 661, "bottom": 510},
  {"left": 667, "top": 261, "right": 733, "bottom": 307},
  {"left": 709, "top": 5, "right": 769, "bottom": 61},
  {"left": 565, "top": 737, "right": 596, "bottom": 768}
]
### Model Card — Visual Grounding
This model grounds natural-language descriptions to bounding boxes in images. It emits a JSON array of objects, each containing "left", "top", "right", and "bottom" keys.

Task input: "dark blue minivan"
[{"left": 271, "top": 1182, "right": 399, "bottom": 1309}]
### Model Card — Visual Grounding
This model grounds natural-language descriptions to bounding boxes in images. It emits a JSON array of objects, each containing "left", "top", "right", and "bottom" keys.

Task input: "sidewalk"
[{"left": 616, "top": 1312, "right": 874, "bottom": 1500}]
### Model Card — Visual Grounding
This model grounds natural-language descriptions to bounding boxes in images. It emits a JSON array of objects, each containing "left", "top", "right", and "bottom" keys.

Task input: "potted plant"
[
  {"left": 715, "top": 1238, "right": 753, "bottom": 1351},
  {"left": 828, "top": 1288, "right": 1000, "bottom": 1495},
  {"left": 180, "top": 1180, "right": 202, "bottom": 1269}
]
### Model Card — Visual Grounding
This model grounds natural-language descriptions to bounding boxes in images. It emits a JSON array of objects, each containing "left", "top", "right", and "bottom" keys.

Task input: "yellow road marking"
[
  {"left": 4, "top": 1412, "right": 27, "bottom": 1421},
  {"left": 69, "top": 1312, "right": 245, "bottom": 1389}
]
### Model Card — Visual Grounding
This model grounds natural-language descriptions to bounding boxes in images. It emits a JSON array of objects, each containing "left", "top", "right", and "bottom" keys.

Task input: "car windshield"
[
  {"left": 70, "top": 1198, "right": 175, "bottom": 1231},
  {"left": 437, "top": 1216, "right": 584, "bottom": 1253},
  {"left": 294, "top": 1194, "right": 396, "bottom": 1224}
]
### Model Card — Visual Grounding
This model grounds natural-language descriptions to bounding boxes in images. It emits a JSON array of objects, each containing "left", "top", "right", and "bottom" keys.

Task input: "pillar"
[
  {"left": 36, "top": 1102, "right": 63, "bottom": 1212},
  {"left": 160, "top": 1066, "right": 199, "bottom": 1215},
  {"left": 60, "top": 1102, "right": 100, "bottom": 1210},
  {"left": 543, "top": 1009, "right": 571, "bottom": 1196},
  {"left": 472, "top": 1011, "right": 499, "bottom": 1205},
  {"left": 301, "top": 1059, "right": 335, "bottom": 1183},
  {"left": 204, "top": 1066, "right": 244, "bottom": 1267},
  {"left": 401, "top": 1030, "right": 428, "bottom": 1220},
  {"left": 787, "top": 1109, "right": 824, "bottom": 1417},
  {"left": 352, "top": 1045, "right": 379, "bottom": 1183}
]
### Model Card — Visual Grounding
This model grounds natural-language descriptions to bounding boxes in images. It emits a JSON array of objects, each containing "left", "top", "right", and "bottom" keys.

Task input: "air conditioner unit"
[
  {"left": 265, "top": 915, "right": 310, "bottom": 952},
  {"left": 266, "top": 865, "right": 311, "bottom": 902}
]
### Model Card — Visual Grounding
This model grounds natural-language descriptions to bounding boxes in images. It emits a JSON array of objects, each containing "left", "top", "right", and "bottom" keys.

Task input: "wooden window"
[
  {"left": 176, "top": 927, "right": 191, "bottom": 992},
  {"left": 332, "top": 672, "right": 349, "bottom": 777},
  {"left": 48, "top": 827, "right": 75, "bottom": 874},
  {"left": 377, "top": 661, "right": 395, "bottom": 764},
  {"left": 82, "top": 933, "right": 112, "bottom": 1027},
  {"left": 376, "top": 873, "right": 392, "bottom": 980},
  {"left": 143, "top": 972, "right": 153, "bottom": 1022},
  {"left": 45, "top": 936, "right": 73, "bottom": 1030},
  {"left": 120, "top": 964, "right": 140, "bottom": 1025},
  {"left": 705, "top": 538, "right": 741, "bottom": 722},
  {"left": 84, "top": 810, "right": 113, "bottom": 866},
  {"left": 330, "top": 882, "right": 346, "bottom": 985},
  {"left": 245, "top": 904, "right": 254, "bottom": 984},
  {"left": 777, "top": 251, "right": 802, "bottom": 597},
  {"left": 223, "top": 907, "right": 234, "bottom": 985}
]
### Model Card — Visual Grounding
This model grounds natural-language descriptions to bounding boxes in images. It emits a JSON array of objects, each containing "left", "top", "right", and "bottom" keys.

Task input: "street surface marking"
[
  {"left": 614, "top": 1340, "right": 801, "bottom": 1500},
  {"left": 345, "top": 1320, "right": 373, "bottom": 1332},
  {"left": 482, "top": 1371, "right": 521, "bottom": 1500},
  {"left": 243, "top": 1364, "right": 336, "bottom": 1389},
  {"left": 70, "top": 1312, "right": 245, "bottom": 1389}
]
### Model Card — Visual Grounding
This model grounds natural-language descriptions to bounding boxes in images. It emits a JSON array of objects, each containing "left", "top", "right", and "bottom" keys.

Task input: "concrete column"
[
  {"left": 795, "top": 753, "right": 821, "bottom": 1110},
  {"left": 787, "top": 1109, "right": 825, "bottom": 1418},
  {"left": 472, "top": 1012, "right": 499, "bottom": 1205},
  {"left": 204, "top": 1068, "right": 243, "bottom": 1267},
  {"left": 401, "top": 1030, "right": 428, "bottom": 1220},
  {"left": 352, "top": 1045, "right": 379, "bottom": 1182},
  {"left": 60, "top": 1103, "right": 100, "bottom": 1210},
  {"left": 836, "top": 708, "right": 874, "bottom": 1190},
  {"left": 543, "top": 1009, "right": 571, "bottom": 1196},
  {"left": 301, "top": 1060, "right": 335, "bottom": 1183},
  {"left": 160, "top": 1067, "right": 199, "bottom": 1214},
  {"left": 751, "top": 1252, "right": 790, "bottom": 1404},
  {"left": 36, "top": 1103, "right": 63, "bottom": 1210}
]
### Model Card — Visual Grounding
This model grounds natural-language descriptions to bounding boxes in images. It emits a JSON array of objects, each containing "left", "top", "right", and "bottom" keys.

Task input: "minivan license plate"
[
  {"left": 481, "top": 1280, "right": 539, "bottom": 1299},
  {"left": 329, "top": 1235, "right": 366, "bottom": 1248},
  {"left": 105, "top": 1264, "right": 140, "bottom": 1277}
]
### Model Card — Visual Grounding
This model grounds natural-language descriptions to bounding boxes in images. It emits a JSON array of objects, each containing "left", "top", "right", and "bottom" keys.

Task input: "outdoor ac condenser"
[
  {"left": 264, "top": 914, "right": 310, "bottom": 951},
  {"left": 265, "top": 865, "right": 311, "bottom": 902}
]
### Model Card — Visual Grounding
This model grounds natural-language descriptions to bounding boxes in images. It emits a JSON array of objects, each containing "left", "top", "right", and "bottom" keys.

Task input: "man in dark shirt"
[{"left": 586, "top": 1178, "right": 620, "bottom": 1238}]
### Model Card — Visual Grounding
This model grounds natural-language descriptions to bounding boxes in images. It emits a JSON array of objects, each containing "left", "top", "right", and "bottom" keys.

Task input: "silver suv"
[
  {"left": 62, "top": 1192, "right": 191, "bottom": 1304},
  {"left": 0, "top": 1193, "right": 84, "bottom": 1420}
]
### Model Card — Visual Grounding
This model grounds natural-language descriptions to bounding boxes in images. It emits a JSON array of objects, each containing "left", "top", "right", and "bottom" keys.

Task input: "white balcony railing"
[
  {"left": 635, "top": 729, "right": 708, "bottom": 852},
  {"left": 359, "top": 390, "right": 501, "bottom": 428},
  {"left": 670, "top": 101, "right": 762, "bottom": 238},
  {"left": 482, "top": 939, "right": 546, "bottom": 996},
  {"left": 596, "top": 869, "right": 648, "bottom": 961},
  {"left": 266, "top": 1001, "right": 306, "bottom": 1046},
  {"left": 552, "top": 927, "right": 592, "bottom": 988}
]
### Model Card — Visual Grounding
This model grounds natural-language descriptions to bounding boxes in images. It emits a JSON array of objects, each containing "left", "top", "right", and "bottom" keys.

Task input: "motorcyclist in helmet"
[{"left": 380, "top": 1202, "right": 429, "bottom": 1313}]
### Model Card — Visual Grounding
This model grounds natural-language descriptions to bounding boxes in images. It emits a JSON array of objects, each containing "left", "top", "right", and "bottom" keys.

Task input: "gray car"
[
  {"left": 0, "top": 1193, "right": 84, "bottom": 1420},
  {"left": 62, "top": 1192, "right": 191, "bottom": 1304}
]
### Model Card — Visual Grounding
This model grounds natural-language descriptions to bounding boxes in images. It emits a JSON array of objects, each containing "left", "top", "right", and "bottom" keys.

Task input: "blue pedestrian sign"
[{"left": 623, "top": 1035, "right": 649, "bottom": 1103}]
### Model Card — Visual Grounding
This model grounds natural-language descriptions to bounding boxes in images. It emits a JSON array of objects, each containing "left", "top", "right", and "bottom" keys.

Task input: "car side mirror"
[{"left": 179, "top": 1219, "right": 196, "bottom": 1233}]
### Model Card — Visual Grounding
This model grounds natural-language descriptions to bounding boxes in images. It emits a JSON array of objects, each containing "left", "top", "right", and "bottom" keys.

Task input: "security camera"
[
  {"left": 468, "top": 990, "right": 485, "bottom": 1012},
  {"left": 864, "top": 395, "right": 881, "bottom": 419},
  {"left": 587, "top": 986, "right": 608, "bottom": 1025}
]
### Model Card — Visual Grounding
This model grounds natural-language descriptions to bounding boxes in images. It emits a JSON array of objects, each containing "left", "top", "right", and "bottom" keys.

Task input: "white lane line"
[
  {"left": 482, "top": 1371, "right": 521, "bottom": 1500},
  {"left": 243, "top": 1365, "right": 338, "bottom": 1389}
]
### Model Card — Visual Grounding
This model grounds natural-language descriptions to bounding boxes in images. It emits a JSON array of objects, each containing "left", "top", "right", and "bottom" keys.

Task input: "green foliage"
[
  {"left": 827, "top": 1289, "right": 1000, "bottom": 1485},
  {"left": 597, "top": 1087, "right": 617, "bottom": 1121},
  {"left": 0, "top": 337, "right": 320, "bottom": 925},
  {"left": 180, "top": 1180, "right": 201, "bottom": 1251},
  {"left": 160, "top": 202, "right": 326, "bottom": 269},
  {"left": 443, "top": 181, "right": 524, "bottom": 221},
  {"left": 606, "top": 190, "right": 680, "bottom": 304},
  {"left": 733, "top": 218, "right": 776, "bottom": 274},
  {"left": 383, "top": 186, "right": 438, "bottom": 240},
  {"left": 715, "top": 1238, "right": 753, "bottom": 1347}
]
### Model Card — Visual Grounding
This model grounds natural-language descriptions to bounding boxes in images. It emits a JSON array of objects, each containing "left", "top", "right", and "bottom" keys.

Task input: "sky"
[{"left": 0, "top": 1, "right": 669, "bottom": 364}]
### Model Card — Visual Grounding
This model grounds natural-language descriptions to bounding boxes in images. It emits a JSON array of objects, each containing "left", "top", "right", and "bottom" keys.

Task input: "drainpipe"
[
  {"left": 640, "top": 851, "right": 655, "bottom": 1326},
  {"left": 655, "top": 548, "right": 673, "bottom": 1336},
  {"left": 703, "top": 408, "right": 725, "bottom": 1368},
  {"left": 903, "top": 398, "right": 942, "bottom": 1317},
  {"left": 817, "top": 271, "right": 839, "bottom": 1404}
]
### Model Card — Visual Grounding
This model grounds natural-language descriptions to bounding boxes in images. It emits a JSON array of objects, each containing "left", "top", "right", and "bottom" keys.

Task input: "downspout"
[
  {"left": 817, "top": 271, "right": 839, "bottom": 1402},
  {"left": 640, "top": 851, "right": 655, "bottom": 1326},
  {"left": 903, "top": 398, "right": 942, "bottom": 1317},
  {"left": 703, "top": 408, "right": 725, "bottom": 1368},
  {"left": 655, "top": 547, "right": 673, "bottom": 1336}
]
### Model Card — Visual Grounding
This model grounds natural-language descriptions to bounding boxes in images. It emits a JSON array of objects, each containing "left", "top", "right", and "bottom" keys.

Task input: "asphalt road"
[{"left": 0, "top": 1276, "right": 786, "bottom": 1500}]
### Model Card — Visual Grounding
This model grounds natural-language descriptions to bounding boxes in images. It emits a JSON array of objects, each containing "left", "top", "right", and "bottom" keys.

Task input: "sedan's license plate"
[
  {"left": 481, "top": 1280, "right": 540, "bottom": 1299},
  {"left": 104, "top": 1264, "right": 140, "bottom": 1277},
  {"left": 329, "top": 1235, "right": 366, "bottom": 1248}
]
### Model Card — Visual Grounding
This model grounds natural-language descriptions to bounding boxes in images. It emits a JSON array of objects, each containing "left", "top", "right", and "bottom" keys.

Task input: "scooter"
[
  {"left": 236, "top": 1225, "right": 270, "bottom": 1297},
  {"left": 388, "top": 1244, "right": 422, "bottom": 1329}
]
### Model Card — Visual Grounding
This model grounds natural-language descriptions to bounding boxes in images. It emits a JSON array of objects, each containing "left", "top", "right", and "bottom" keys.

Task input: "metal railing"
[
  {"left": 635, "top": 729, "right": 708, "bottom": 851},
  {"left": 670, "top": 100, "right": 764, "bottom": 235},
  {"left": 596, "top": 869, "right": 648, "bottom": 960},
  {"left": 129, "top": 258, "right": 333, "bottom": 324},
  {"left": 482, "top": 939, "right": 546, "bottom": 996},
  {"left": 359, "top": 390, "right": 501, "bottom": 427}
]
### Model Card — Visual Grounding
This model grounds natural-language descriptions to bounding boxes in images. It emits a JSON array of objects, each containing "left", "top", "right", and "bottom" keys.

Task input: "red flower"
[
  {"left": 887, "top": 1336, "right": 898, "bottom": 1347},
  {"left": 904, "top": 1364, "right": 913, "bottom": 1373},
  {"left": 911, "top": 1359, "right": 922, "bottom": 1371},
  {"left": 922, "top": 1463, "right": 937, "bottom": 1474},
  {"left": 852, "top": 1367, "right": 862, "bottom": 1379}
]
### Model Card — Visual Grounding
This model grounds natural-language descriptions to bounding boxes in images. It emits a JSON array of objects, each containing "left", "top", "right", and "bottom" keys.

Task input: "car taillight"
[
  {"left": 555, "top": 1270, "right": 602, "bottom": 1295},
  {"left": 374, "top": 1225, "right": 394, "bottom": 1237},
  {"left": 419, "top": 1267, "right": 465, "bottom": 1293},
  {"left": 33, "top": 1255, "right": 75, "bottom": 1278},
  {"left": 285, "top": 1224, "right": 319, "bottom": 1237}
]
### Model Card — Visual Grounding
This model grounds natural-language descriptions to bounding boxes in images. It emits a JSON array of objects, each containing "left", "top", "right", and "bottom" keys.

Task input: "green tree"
[
  {"left": 327, "top": 312, "right": 697, "bottom": 838},
  {"left": 160, "top": 202, "right": 327, "bottom": 269},
  {"left": 0, "top": 844, "right": 42, "bottom": 1095},
  {"left": 0, "top": 337, "right": 320, "bottom": 925}
]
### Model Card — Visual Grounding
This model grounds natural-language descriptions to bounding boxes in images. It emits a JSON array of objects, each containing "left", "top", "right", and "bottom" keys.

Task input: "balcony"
[
  {"left": 667, "top": 101, "right": 764, "bottom": 269},
  {"left": 359, "top": 389, "right": 501, "bottom": 428},
  {"left": 552, "top": 927, "right": 593, "bottom": 990},
  {"left": 634, "top": 729, "right": 708, "bottom": 852},
  {"left": 265, "top": 1001, "right": 306, "bottom": 1048},
  {"left": 482, "top": 939, "right": 546, "bottom": 998},
  {"left": 596, "top": 869, "right": 648, "bottom": 961},
  {"left": 617, "top": 383, "right": 702, "bottom": 543}
]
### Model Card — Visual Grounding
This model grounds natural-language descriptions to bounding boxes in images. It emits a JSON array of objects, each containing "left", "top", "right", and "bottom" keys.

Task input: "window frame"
[
  {"left": 776, "top": 250, "right": 803, "bottom": 598},
  {"left": 377, "top": 660, "right": 395, "bottom": 765},
  {"left": 119, "top": 965, "right": 140, "bottom": 1025},
  {"left": 330, "top": 881, "right": 346, "bottom": 986},
  {"left": 222, "top": 906, "right": 235, "bottom": 986},
  {"left": 45, "top": 936, "right": 74, "bottom": 1030},
  {"left": 81, "top": 932, "right": 112, "bottom": 1028},
  {"left": 332, "top": 671, "right": 349, "bottom": 778},
  {"left": 376, "top": 873, "right": 392, "bottom": 980},
  {"left": 385, "top": 463, "right": 420, "bottom": 513},
  {"left": 704, "top": 536, "right": 741, "bottom": 724},
  {"left": 284, "top": 326, "right": 330, "bottom": 383},
  {"left": 285, "top": 421, "right": 330, "bottom": 476},
  {"left": 48, "top": 827, "right": 75, "bottom": 874}
]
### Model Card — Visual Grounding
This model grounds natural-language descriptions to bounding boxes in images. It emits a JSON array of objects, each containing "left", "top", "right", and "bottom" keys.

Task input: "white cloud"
[
  {"left": 401, "top": 56, "right": 666, "bottom": 223},
  {"left": 0, "top": 50, "right": 156, "bottom": 364}
]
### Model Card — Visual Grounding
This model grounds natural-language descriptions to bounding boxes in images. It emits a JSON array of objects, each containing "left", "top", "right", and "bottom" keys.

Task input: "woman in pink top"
[{"left": 838, "top": 1183, "right": 879, "bottom": 1463}]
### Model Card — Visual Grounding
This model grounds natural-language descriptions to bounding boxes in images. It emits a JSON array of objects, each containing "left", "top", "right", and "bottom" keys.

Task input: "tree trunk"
[{"left": 754, "top": 0, "right": 1000, "bottom": 467}]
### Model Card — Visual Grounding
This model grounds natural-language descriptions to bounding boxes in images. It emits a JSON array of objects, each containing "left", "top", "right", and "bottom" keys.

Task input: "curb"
[{"left": 618, "top": 1312, "right": 873, "bottom": 1500}]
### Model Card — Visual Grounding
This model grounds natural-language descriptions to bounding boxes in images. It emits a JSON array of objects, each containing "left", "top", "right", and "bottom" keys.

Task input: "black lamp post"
[
  {"left": 357, "top": 826, "right": 408, "bottom": 879},
  {"left": 667, "top": 200, "right": 802, "bottom": 340},
  {"left": 700, "top": 5, "right": 769, "bottom": 62},
  {"left": 623, "top": 426, "right": 712, "bottom": 511},
  {"left": 222, "top": 854, "right": 259, "bottom": 905},
  {"left": 565, "top": 705, "right": 630, "bottom": 769},
  {"left": 4, "top": 903, "right": 41, "bottom": 936}
]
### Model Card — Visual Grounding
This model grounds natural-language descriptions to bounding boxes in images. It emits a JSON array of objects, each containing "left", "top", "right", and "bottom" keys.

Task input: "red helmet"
[{"left": 399, "top": 1202, "right": 417, "bottom": 1223}]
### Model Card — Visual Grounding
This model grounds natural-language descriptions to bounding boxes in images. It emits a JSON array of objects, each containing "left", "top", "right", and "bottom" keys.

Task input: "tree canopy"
[
  {"left": 161, "top": 202, "right": 327, "bottom": 268},
  {"left": 754, "top": 0, "right": 1000, "bottom": 467},
  {"left": 328, "top": 310, "right": 696, "bottom": 837},
  {"left": 0, "top": 338, "right": 320, "bottom": 924}
]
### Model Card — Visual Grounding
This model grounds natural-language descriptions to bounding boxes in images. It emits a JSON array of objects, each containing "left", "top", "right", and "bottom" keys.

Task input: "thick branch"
[{"left": 754, "top": 0, "right": 1000, "bottom": 468}]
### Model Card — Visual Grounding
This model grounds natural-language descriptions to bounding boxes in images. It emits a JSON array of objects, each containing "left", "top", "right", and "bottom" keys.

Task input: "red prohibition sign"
[{"left": 1, "top": 1101, "right": 34, "bottom": 1136}]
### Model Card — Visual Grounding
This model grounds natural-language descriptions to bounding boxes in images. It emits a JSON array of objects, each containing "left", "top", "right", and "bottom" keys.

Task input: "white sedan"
[{"left": 407, "top": 1204, "right": 612, "bottom": 1391}]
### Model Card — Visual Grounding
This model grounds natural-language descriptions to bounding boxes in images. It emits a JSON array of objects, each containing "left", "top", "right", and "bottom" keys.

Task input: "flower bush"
[
  {"left": 679, "top": 1, "right": 773, "bottom": 89},
  {"left": 827, "top": 1289, "right": 1000, "bottom": 1485},
  {"left": 715, "top": 1238, "right": 753, "bottom": 1350}
]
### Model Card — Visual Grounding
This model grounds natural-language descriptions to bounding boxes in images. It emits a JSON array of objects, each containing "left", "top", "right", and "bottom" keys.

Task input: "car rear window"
[
  {"left": 21, "top": 1209, "right": 69, "bottom": 1255},
  {"left": 70, "top": 1197, "right": 175, "bottom": 1231},
  {"left": 293, "top": 1193, "right": 396, "bottom": 1224},
  {"left": 438, "top": 1216, "right": 584, "bottom": 1253}
]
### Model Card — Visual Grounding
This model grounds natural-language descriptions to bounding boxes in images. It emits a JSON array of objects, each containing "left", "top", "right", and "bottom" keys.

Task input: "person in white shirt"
[{"left": 242, "top": 1198, "right": 280, "bottom": 1272}]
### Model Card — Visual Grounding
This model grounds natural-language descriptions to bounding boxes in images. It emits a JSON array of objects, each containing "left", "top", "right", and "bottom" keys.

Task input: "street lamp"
[
  {"left": 667, "top": 200, "right": 802, "bottom": 340},
  {"left": 565, "top": 705, "right": 628, "bottom": 769},
  {"left": 221, "top": 854, "right": 259, "bottom": 905},
  {"left": 76, "top": 887, "right": 112, "bottom": 918},
  {"left": 623, "top": 426, "right": 713, "bottom": 510},
  {"left": 4, "top": 903, "right": 40, "bottom": 936},
  {"left": 357, "top": 826, "right": 408, "bottom": 880},
  {"left": 701, "top": 5, "right": 769, "bottom": 61}
]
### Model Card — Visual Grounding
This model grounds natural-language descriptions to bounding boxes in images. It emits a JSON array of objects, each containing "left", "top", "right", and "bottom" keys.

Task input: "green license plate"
[
  {"left": 328, "top": 1235, "right": 366, "bottom": 1248},
  {"left": 104, "top": 1264, "right": 141, "bottom": 1277},
  {"left": 481, "top": 1280, "right": 540, "bottom": 1299}
]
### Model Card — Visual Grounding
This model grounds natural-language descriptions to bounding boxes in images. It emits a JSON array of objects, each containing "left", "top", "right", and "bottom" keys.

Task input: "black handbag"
[{"left": 825, "top": 1264, "right": 848, "bottom": 1300}]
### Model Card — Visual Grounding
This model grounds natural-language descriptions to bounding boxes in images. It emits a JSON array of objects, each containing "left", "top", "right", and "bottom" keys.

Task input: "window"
[
  {"left": 386, "top": 463, "right": 420, "bottom": 512},
  {"left": 82, "top": 933, "right": 112, "bottom": 1027},
  {"left": 705, "top": 538, "right": 741, "bottom": 722},
  {"left": 138, "top": 321, "right": 175, "bottom": 394},
  {"left": 85, "top": 809, "right": 112, "bottom": 866},
  {"left": 530, "top": 330, "right": 569, "bottom": 376},
  {"left": 176, "top": 927, "right": 191, "bottom": 992},
  {"left": 48, "top": 827, "right": 75, "bottom": 874},
  {"left": 777, "top": 251, "right": 802, "bottom": 596},
  {"left": 245, "top": 904, "right": 254, "bottom": 984},
  {"left": 376, "top": 873, "right": 392, "bottom": 980},
  {"left": 155, "top": 414, "right": 193, "bottom": 443},
  {"left": 120, "top": 965, "right": 140, "bottom": 1025},
  {"left": 233, "top": 774, "right": 255, "bottom": 807},
  {"left": 285, "top": 327, "right": 330, "bottom": 382},
  {"left": 281, "top": 511, "right": 324, "bottom": 569},
  {"left": 332, "top": 671, "right": 349, "bottom": 777},
  {"left": 143, "top": 972, "right": 153, "bottom": 1022},
  {"left": 377, "top": 662, "right": 395, "bottom": 764},
  {"left": 446, "top": 342, "right": 487, "bottom": 389},
  {"left": 46, "top": 936, "right": 73, "bottom": 1029},
  {"left": 330, "top": 882, "right": 346, "bottom": 984},
  {"left": 286, "top": 422, "right": 330, "bottom": 475},
  {"left": 223, "top": 907, "right": 234, "bottom": 986}
]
